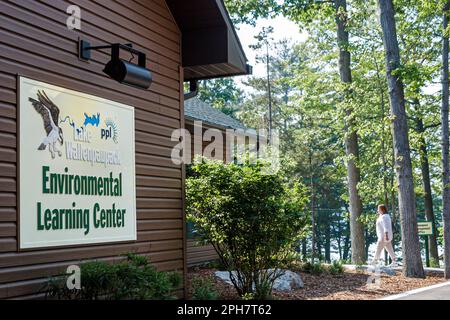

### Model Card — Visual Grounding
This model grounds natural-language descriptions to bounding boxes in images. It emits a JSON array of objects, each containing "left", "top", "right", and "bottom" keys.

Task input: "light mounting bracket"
[{"left": 78, "top": 39, "right": 152, "bottom": 90}]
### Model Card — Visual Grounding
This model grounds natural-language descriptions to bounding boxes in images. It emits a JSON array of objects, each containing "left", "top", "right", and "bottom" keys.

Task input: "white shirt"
[{"left": 376, "top": 213, "right": 393, "bottom": 242}]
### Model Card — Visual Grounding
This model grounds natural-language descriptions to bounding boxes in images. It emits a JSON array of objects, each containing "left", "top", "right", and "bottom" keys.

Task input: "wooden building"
[
  {"left": 0, "top": 0, "right": 250, "bottom": 299},
  {"left": 185, "top": 97, "right": 248, "bottom": 165},
  {"left": 184, "top": 97, "right": 248, "bottom": 266}
]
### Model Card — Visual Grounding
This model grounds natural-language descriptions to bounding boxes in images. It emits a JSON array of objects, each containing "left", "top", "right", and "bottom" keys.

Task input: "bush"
[
  {"left": 297, "top": 261, "right": 344, "bottom": 275},
  {"left": 241, "top": 293, "right": 255, "bottom": 300},
  {"left": 328, "top": 260, "right": 344, "bottom": 275},
  {"left": 44, "top": 253, "right": 181, "bottom": 300},
  {"left": 299, "top": 261, "right": 326, "bottom": 275},
  {"left": 430, "top": 258, "right": 440, "bottom": 268},
  {"left": 191, "top": 276, "right": 218, "bottom": 300},
  {"left": 186, "top": 159, "right": 308, "bottom": 299},
  {"left": 202, "top": 260, "right": 226, "bottom": 270}
]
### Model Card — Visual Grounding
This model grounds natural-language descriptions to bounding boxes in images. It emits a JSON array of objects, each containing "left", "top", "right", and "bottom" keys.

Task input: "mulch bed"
[{"left": 187, "top": 266, "right": 446, "bottom": 300}]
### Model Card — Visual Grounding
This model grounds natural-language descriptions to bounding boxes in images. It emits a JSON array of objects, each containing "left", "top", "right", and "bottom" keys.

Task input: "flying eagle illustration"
[{"left": 29, "top": 90, "right": 64, "bottom": 159}]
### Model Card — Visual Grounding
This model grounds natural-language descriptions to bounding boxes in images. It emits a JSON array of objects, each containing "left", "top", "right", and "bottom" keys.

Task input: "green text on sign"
[{"left": 417, "top": 221, "right": 433, "bottom": 236}]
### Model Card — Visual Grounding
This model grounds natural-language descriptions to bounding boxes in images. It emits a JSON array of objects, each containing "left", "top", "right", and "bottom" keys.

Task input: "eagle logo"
[{"left": 29, "top": 90, "right": 64, "bottom": 159}]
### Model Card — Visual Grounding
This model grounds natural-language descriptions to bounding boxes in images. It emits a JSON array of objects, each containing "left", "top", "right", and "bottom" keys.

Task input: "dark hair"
[{"left": 378, "top": 204, "right": 388, "bottom": 214}]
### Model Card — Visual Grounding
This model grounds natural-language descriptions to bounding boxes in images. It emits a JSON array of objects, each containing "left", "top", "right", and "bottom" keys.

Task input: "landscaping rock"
[
  {"left": 214, "top": 269, "right": 304, "bottom": 291},
  {"left": 343, "top": 264, "right": 397, "bottom": 276},
  {"left": 367, "top": 266, "right": 397, "bottom": 276},
  {"left": 274, "top": 270, "right": 304, "bottom": 291}
]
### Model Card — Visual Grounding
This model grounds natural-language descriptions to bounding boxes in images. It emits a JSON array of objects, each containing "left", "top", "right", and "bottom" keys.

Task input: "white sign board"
[
  {"left": 417, "top": 221, "right": 433, "bottom": 236},
  {"left": 19, "top": 77, "right": 136, "bottom": 249}
]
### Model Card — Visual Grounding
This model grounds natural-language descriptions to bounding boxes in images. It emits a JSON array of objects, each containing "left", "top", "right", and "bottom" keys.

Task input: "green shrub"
[
  {"left": 298, "top": 261, "right": 311, "bottom": 273},
  {"left": 186, "top": 159, "right": 309, "bottom": 299},
  {"left": 241, "top": 293, "right": 255, "bottom": 300},
  {"left": 197, "top": 259, "right": 226, "bottom": 271},
  {"left": 300, "top": 261, "right": 344, "bottom": 275},
  {"left": 299, "top": 261, "right": 326, "bottom": 275},
  {"left": 191, "top": 276, "right": 218, "bottom": 300},
  {"left": 328, "top": 260, "right": 344, "bottom": 275},
  {"left": 44, "top": 253, "right": 181, "bottom": 300},
  {"left": 430, "top": 258, "right": 440, "bottom": 268},
  {"left": 310, "top": 262, "right": 326, "bottom": 275}
]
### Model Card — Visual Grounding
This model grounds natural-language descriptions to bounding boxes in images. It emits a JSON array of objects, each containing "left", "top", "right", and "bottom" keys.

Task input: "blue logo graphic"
[{"left": 83, "top": 113, "right": 100, "bottom": 127}]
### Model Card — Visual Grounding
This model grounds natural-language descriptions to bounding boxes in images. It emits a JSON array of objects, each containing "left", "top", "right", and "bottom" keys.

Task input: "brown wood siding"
[
  {"left": 184, "top": 120, "right": 255, "bottom": 266},
  {"left": 185, "top": 122, "right": 231, "bottom": 164},
  {"left": 186, "top": 240, "right": 218, "bottom": 267},
  {"left": 0, "top": 0, "right": 185, "bottom": 299},
  {"left": 184, "top": 121, "right": 224, "bottom": 266}
]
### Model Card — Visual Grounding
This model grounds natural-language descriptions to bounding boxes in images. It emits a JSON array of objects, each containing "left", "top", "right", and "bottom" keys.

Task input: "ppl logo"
[{"left": 101, "top": 119, "right": 118, "bottom": 143}]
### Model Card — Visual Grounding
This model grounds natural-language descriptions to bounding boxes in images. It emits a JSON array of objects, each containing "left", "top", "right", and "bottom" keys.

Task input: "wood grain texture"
[
  {"left": 186, "top": 240, "right": 218, "bottom": 266},
  {"left": 0, "top": 0, "right": 185, "bottom": 298}
]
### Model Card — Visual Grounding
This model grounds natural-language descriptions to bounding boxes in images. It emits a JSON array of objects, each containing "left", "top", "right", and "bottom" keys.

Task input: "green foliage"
[
  {"left": 126, "top": 252, "right": 148, "bottom": 267},
  {"left": 429, "top": 258, "right": 440, "bottom": 268},
  {"left": 328, "top": 260, "right": 345, "bottom": 275},
  {"left": 191, "top": 276, "right": 218, "bottom": 300},
  {"left": 438, "top": 226, "right": 444, "bottom": 245},
  {"left": 198, "top": 78, "right": 243, "bottom": 118},
  {"left": 44, "top": 253, "right": 181, "bottom": 300},
  {"left": 186, "top": 158, "right": 308, "bottom": 298},
  {"left": 241, "top": 293, "right": 255, "bottom": 300},
  {"left": 299, "top": 261, "right": 326, "bottom": 275},
  {"left": 223, "top": 0, "right": 448, "bottom": 268},
  {"left": 202, "top": 259, "right": 227, "bottom": 271},
  {"left": 297, "top": 260, "right": 344, "bottom": 275}
]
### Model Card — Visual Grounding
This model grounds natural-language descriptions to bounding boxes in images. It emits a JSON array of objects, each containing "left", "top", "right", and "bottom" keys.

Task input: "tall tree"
[
  {"left": 442, "top": 0, "right": 450, "bottom": 279},
  {"left": 334, "top": 0, "right": 365, "bottom": 264},
  {"left": 198, "top": 78, "right": 243, "bottom": 118},
  {"left": 250, "top": 27, "right": 275, "bottom": 143},
  {"left": 377, "top": 0, "right": 425, "bottom": 277},
  {"left": 225, "top": 0, "right": 367, "bottom": 264},
  {"left": 413, "top": 111, "right": 440, "bottom": 264},
  {"left": 394, "top": 0, "right": 442, "bottom": 266}
]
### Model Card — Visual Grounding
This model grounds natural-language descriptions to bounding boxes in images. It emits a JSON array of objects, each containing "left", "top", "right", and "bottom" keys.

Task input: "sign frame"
[
  {"left": 17, "top": 75, "right": 137, "bottom": 251},
  {"left": 417, "top": 220, "right": 434, "bottom": 236}
]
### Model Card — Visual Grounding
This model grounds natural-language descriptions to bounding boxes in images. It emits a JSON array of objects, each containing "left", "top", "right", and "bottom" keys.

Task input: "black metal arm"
[{"left": 79, "top": 40, "right": 147, "bottom": 68}]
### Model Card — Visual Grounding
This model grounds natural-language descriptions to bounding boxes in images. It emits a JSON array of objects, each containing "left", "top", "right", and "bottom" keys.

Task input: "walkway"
[{"left": 379, "top": 281, "right": 450, "bottom": 300}]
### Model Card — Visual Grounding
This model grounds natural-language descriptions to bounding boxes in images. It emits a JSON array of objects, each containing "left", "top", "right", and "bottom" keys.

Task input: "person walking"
[{"left": 370, "top": 204, "right": 398, "bottom": 267}]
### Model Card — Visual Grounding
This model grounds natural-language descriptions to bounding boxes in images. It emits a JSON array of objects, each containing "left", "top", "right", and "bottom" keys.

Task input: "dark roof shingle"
[{"left": 184, "top": 97, "right": 246, "bottom": 130}]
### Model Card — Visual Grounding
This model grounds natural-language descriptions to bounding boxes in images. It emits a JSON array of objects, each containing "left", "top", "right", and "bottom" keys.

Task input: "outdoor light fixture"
[{"left": 79, "top": 39, "right": 152, "bottom": 90}]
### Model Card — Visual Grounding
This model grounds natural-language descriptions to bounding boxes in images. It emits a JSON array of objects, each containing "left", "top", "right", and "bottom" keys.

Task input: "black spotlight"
[{"left": 79, "top": 40, "right": 152, "bottom": 90}]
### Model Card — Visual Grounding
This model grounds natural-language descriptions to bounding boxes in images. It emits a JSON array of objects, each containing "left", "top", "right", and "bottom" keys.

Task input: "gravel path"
[{"left": 187, "top": 267, "right": 446, "bottom": 300}]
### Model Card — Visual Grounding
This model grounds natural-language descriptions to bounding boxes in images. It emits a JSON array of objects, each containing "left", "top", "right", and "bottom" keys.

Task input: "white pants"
[{"left": 374, "top": 240, "right": 396, "bottom": 262}]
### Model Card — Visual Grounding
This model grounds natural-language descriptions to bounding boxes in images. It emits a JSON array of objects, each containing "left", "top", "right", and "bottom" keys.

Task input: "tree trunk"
[
  {"left": 301, "top": 238, "right": 307, "bottom": 259},
  {"left": 343, "top": 217, "right": 351, "bottom": 261},
  {"left": 336, "top": 213, "right": 343, "bottom": 259},
  {"left": 325, "top": 219, "right": 331, "bottom": 263},
  {"left": 391, "top": 142, "right": 398, "bottom": 248},
  {"left": 310, "top": 152, "right": 316, "bottom": 263},
  {"left": 337, "top": 231, "right": 343, "bottom": 260},
  {"left": 441, "top": 1, "right": 450, "bottom": 279},
  {"left": 317, "top": 234, "right": 322, "bottom": 261},
  {"left": 266, "top": 40, "right": 273, "bottom": 145},
  {"left": 378, "top": 0, "right": 424, "bottom": 278},
  {"left": 415, "top": 116, "right": 440, "bottom": 264},
  {"left": 365, "top": 229, "right": 370, "bottom": 259},
  {"left": 334, "top": 0, "right": 365, "bottom": 264}
]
